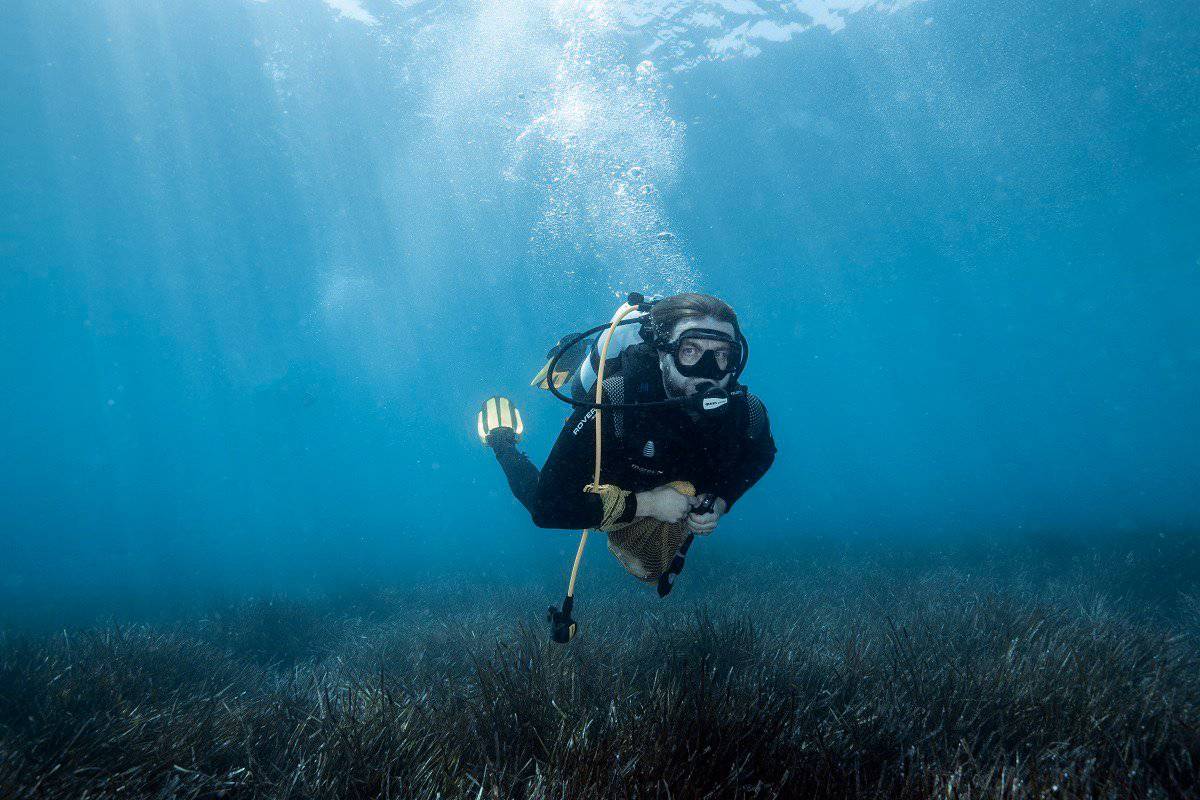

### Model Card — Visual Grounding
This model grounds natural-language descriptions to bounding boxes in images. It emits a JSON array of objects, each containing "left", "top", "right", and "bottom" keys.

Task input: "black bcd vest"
[{"left": 607, "top": 343, "right": 752, "bottom": 479}]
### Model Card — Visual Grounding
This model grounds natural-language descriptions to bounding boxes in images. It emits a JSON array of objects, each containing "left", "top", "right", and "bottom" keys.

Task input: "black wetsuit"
[{"left": 491, "top": 343, "right": 776, "bottom": 530}]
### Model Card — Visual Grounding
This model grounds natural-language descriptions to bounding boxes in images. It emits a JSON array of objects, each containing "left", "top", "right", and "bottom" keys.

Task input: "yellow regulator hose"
[{"left": 564, "top": 300, "right": 642, "bottom": 600}]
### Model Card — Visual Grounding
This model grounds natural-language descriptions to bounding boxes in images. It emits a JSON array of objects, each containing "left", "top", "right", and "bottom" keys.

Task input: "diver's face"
[{"left": 659, "top": 316, "right": 737, "bottom": 399}]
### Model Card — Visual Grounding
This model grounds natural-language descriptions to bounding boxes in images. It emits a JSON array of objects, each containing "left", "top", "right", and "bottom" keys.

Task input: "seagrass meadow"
[
  {"left": 5, "top": 0, "right": 1200, "bottom": 798},
  {"left": 3, "top": 533, "right": 1198, "bottom": 800}
]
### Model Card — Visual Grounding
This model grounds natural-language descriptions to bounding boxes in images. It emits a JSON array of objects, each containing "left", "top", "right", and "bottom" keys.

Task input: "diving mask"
[{"left": 663, "top": 329, "right": 741, "bottom": 380}]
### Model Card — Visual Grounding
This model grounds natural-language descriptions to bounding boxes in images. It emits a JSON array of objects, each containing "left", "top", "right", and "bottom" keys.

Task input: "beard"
[{"left": 662, "top": 366, "right": 691, "bottom": 398}]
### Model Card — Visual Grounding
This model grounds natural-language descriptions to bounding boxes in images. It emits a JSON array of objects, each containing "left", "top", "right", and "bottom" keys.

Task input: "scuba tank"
[{"left": 531, "top": 296, "right": 654, "bottom": 403}]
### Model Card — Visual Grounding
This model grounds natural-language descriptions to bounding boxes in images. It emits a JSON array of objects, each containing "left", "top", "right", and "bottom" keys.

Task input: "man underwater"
[{"left": 479, "top": 293, "right": 776, "bottom": 595}]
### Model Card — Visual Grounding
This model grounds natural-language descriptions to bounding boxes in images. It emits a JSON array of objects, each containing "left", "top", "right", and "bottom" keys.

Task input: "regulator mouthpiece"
[{"left": 688, "top": 382, "right": 732, "bottom": 415}]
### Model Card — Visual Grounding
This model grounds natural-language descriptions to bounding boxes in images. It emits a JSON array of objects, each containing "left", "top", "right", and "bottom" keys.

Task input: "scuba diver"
[{"left": 477, "top": 292, "right": 776, "bottom": 641}]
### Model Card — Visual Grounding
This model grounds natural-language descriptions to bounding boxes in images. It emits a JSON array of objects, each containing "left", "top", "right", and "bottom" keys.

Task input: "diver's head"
[{"left": 645, "top": 293, "right": 743, "bottom": 400}]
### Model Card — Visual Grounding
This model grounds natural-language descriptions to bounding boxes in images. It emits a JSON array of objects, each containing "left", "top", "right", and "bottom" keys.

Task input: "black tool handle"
[{"left": 693, "top": 493, "right": 716, "bottom": 515}]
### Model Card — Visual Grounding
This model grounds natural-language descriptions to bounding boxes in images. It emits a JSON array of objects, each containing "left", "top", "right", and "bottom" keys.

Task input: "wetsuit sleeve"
[
  {"left": 530, "top": 407, "right": 637, "bottom": 530},
  {"left": 489, "top": 429, "right": 541, "bottom": 513},
  {"left": 712, "top": 395, "right": 777, "bottom": 511}
]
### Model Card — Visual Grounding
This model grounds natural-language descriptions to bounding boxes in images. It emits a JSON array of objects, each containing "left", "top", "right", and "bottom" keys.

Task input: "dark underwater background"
[{"left": 2, "top": 1, "right": 1199, "bottom": 797}]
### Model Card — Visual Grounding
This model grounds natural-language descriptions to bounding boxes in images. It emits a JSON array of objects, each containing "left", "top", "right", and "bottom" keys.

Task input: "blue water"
[{"left": 2, "top": 0, "right": 1198, "bottom": 622}]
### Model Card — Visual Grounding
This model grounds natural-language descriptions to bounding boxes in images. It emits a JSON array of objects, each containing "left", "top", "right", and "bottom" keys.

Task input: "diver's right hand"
[{"left": 635, "top": 485, "right": 696, "bottom": 524}]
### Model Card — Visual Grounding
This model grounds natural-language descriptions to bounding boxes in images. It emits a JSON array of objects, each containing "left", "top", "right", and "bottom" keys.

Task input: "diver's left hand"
[{"left": 687, "top": 497, "right": 727, "bottom": 534}]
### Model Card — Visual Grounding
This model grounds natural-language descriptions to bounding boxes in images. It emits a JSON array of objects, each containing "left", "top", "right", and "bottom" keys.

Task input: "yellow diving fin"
[
  {"left": 531, "top": 334, "right": 588, "bottom": 390},
  {"left": 530, "top": 361, "right": 571, "bottom": 390}
]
